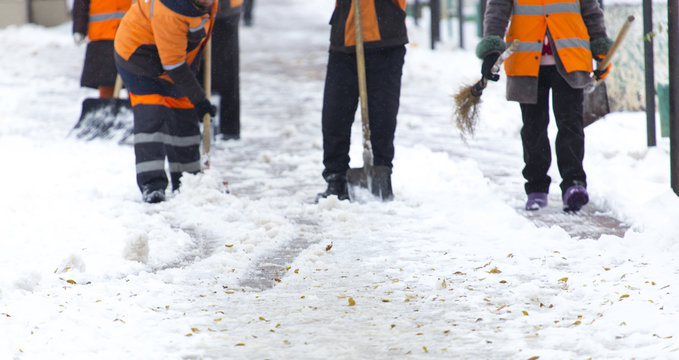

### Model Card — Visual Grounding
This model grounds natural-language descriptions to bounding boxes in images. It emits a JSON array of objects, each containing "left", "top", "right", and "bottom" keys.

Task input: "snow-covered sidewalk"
[{"left": 1, "top": 0, "right": 679, "bottom": 359}]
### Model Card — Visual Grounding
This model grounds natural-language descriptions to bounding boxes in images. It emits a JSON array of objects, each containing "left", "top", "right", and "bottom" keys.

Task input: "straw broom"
[{"left": 453, "top": 39, "right": 519, "bottom": 137}]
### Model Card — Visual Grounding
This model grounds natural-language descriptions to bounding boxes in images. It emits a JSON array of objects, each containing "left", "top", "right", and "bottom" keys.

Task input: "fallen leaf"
[
  {"left": 348, "top": 297, "right": 356, "bottom": 306},
  {"left": 326, "top": 242, "right": 334, "bottom": 251}
]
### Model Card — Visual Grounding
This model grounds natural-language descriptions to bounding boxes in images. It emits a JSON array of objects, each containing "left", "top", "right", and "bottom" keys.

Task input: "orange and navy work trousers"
[{"left": 116, "top": 65, "right": 202, "bottom": 193}]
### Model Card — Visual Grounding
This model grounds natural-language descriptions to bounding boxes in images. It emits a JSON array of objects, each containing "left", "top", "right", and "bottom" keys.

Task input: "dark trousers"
[
  {"left": 321, "top": 46, "right": 406, "bottom": 181},
  {"left": 116, "top": 65, "right": 201, "bottom": 192},
  {"left": 520, "top": 65, "right": 586, "bottom": 195},
  {"left": 211, "top": 15, "right": 240, "bottom": 137}
]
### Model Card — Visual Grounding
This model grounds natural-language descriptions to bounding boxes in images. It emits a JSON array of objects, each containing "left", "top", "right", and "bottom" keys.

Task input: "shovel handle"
[
  {"left": 113, "top": 74, "right": 123, "bottom": 99},
  {"left": 597, "top": 15, "right": 635, "bottom": 71},
  {"left": 353, "top": 0, "right": 373, "bottom": 167},
  {"left": 201, "top": 37, "right": 212, "bottom": 164}
]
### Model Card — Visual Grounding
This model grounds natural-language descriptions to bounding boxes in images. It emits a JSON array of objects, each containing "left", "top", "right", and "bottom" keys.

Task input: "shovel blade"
[
  {"left": 346, "top": 165, "right": 393, "bottom": 201},
  {"left": 72, "top": 98, "right": 133, "bottom": 141},
  {"left": 583, "top": 81, "right": 610, "bottom": 127}
]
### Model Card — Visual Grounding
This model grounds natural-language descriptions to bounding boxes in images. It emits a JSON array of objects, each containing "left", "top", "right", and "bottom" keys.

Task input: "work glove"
[
  {"left": 194, "top": 99, "right": 217, "bottom": 121},
  {"left": 593, "top": 54, "right": 611, "bottom": 81},
  {"left": 481, "top": 52, "right": 501, "bottom": 82},
  {"left": 73, "top": 32, "right": 86, "bottom": 46}
]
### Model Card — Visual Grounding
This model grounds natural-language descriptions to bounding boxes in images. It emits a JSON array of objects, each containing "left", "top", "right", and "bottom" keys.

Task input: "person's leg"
[
  {"left": 520, "top": 66, "right": 553, "bottom": 196},
  {"left": 322, "top": 50, "right": 359, "bottom": 180},
  {"left": 318, "top": 51, "right": 359, "bottom": 200},
  {"left": 98, "top": 86, "right": 114, "bottom": 98},
  {"left": 131, "top": 103, "right": 171, "bottom": 201},
  {"left": 166, "top": 105, "right": 201, "bottom": 191},
  {"left": 551, "top": 71, "right": 586, "bottom": 193},
  {"left": 212, "top": 15, "right": 241, "bottom": 139},
  {"left": 551, "top": 67, "right": 588, "bottom": 211},
  {"left": 364, "top": 46, "right": 405, "bottom": 169},
  {"left": 361, "top": 46, "right": 405, "bottom": 200}
]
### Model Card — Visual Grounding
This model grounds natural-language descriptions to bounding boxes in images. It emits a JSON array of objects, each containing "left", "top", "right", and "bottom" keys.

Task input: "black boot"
[
  {"left": 370, "top": 166, "right": 394, "bottom": 201},
  {"left": 142, "top": 185, "right": 166, "bottom": 204},
  {"left": 315, "top": 174, "right": 349, "bottom": 202}
]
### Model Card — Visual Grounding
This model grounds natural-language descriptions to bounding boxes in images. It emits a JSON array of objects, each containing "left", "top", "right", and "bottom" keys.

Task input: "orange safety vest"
[
  {"left": 504, "top": 0, "right": 593, "bottom": 76},
  {"left": 88, "top": 0, "right": 132, "bottom": 41}
]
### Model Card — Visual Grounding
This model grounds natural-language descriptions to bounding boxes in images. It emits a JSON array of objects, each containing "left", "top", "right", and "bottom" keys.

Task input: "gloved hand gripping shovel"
[
  {"left": 71, "top": 73, "right": 133, "bottom": 142},
  {"left": 345, "top": 0, "right": 393, "bottom": 201},
  {"left": 583, "top": 15, "right": 635, "bottom": 127},
  {"left": 453, "top": 39, "right": 519, "bottom": 138}
]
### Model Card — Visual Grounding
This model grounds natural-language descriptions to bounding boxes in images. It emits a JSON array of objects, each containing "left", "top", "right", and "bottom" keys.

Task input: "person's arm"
[
  {"left": 72, "top": 0, "right": 90, "bottom": 43},
  {"left": 581, "top": 0, "right": 608, "bottom": 42},
  {"left": 482, "top": 0, "right": 512, "bottom": 38},
  {"left": 152, "top": 14, "right": 207, "bottom": 105}
]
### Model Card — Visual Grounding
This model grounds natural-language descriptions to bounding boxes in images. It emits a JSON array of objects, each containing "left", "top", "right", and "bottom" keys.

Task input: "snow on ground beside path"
[{"left": 1, "top": 0, "right": 679, "bottom": 358}]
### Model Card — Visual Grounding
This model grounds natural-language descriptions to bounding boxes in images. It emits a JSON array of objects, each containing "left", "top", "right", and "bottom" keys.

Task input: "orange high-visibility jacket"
[
  {"left": 114, "top": 0, "right": 217, "bottom": 105},
  {"left": 72, "top": 0, "right": 132, "bottom": 40},
  {"left": 504, "top": 0, "right": 593, "bottom": 76},
  {"left": 115, "top": 0, "right": 217, "bottom": 77},
  {"left": 329, "top": 0, "right": 408, "bottom": 52}
]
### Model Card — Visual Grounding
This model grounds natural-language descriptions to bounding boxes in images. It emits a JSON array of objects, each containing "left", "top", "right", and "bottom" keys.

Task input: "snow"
[{"left": 2, "top": 0, "right": 679, "bottom": 358}]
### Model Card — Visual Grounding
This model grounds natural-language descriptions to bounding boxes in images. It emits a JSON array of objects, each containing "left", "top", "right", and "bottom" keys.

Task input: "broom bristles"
[{"left": 453, "top": 83, "right": 482, "bottom": 137}]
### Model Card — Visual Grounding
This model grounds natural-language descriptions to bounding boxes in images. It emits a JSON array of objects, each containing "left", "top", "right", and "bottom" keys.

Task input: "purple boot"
[
  {"left": 525, "top": 192, "right": 548, "bottom": 210},
  {"left": 562, "top": 185, "right": 589, "bottom": 212}
]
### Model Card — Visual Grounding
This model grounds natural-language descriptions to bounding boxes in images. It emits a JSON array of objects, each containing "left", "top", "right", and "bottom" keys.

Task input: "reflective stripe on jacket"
[
  {"left": 72, "top": 0, "right": 132, "bottom": 40},
  {"left": 505, "top": 0, "right": 592, "bottom": 77},
  {"left": 329, "top": 0, "right": 408, "bottom": 53},
  {"left": 88, "top": 0, "right": 132, "bottom": 40}
]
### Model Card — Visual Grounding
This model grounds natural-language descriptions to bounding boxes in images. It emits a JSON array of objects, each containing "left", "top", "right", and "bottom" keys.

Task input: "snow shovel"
[
  {"left": 453, "top": 39, "right": 520, "bottom": 137},
  {"left": 71, "top": 74, "right": 133, "bottom": 141},
  {"left": 583, "top": 15, "right": 635, "bottom": 127},
  {"left": 345, "top": 0, "right": 393, "bottom": 201}
]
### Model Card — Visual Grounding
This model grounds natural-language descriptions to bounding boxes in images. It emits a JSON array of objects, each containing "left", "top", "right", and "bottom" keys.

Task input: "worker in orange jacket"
[
  {"left": 477, "top": 0, "right": 612, "bottom": 212},
  {"left": 72, "top": 0, "right": 132, "bottom": 98},
  {"left": 114, "top": 0, "right": 218, "bottom": 203},
  {"left": 317, "top": 0, "right": 408, "bottom": 201}
]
